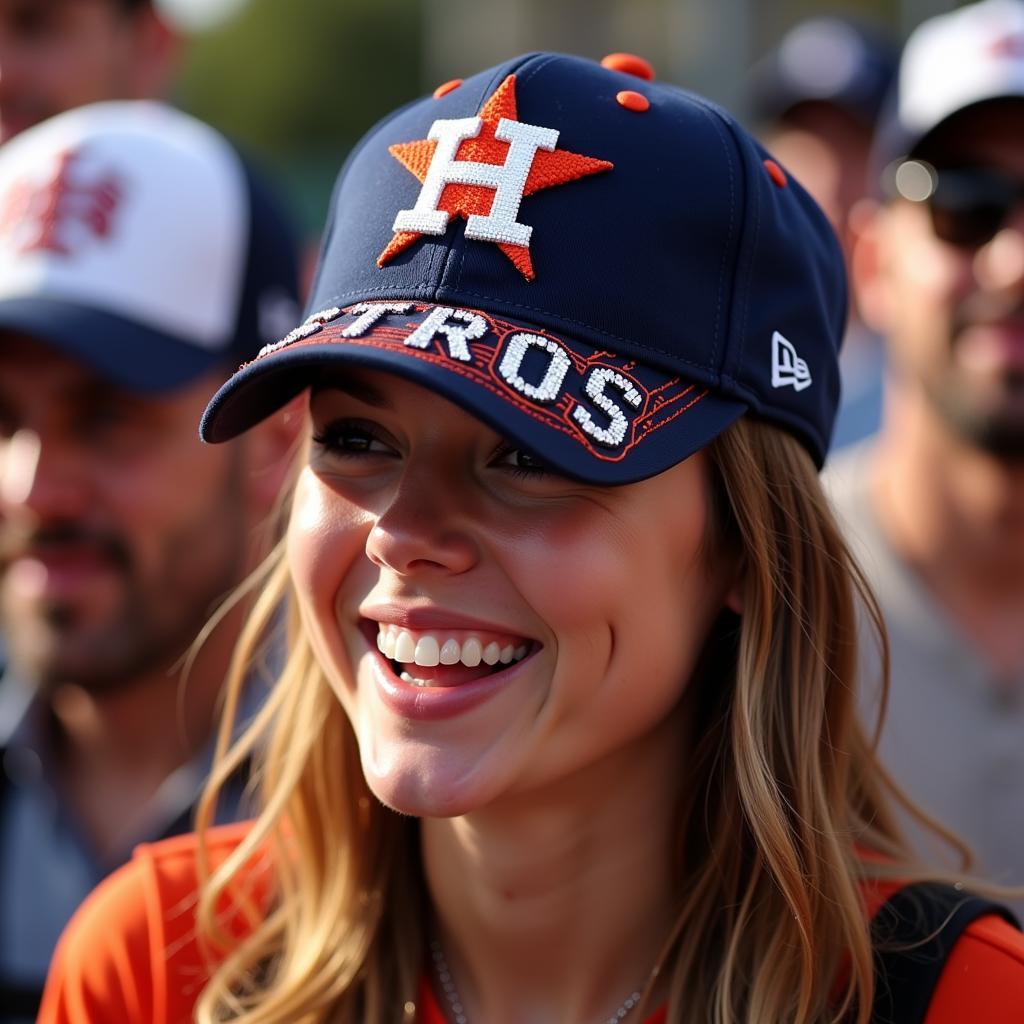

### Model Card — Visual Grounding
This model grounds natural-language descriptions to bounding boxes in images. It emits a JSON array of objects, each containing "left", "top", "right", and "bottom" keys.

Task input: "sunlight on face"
[{"left": 286, "top": 367, "right": 738, "bottom": 818}]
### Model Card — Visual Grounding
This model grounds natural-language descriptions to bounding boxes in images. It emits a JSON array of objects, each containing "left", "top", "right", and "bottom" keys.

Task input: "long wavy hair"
[{"left": 192, "top": 416, "right": 951, "bottom": 1024}]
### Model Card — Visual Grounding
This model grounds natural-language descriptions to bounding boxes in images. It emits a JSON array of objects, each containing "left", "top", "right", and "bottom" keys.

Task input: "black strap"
[
  {"left": 0, "top": 747, "right": 36, "bottom": 1024},
  {"left": 0, "top": 980, "right": 43, "bottom": 1022},
  {"left": 869, "top": 881, "right": 1020, "bottom": 1024}
]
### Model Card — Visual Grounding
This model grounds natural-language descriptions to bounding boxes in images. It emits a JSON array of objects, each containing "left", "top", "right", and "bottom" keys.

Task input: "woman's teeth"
[{"left": 376, "top": 627, "right": 528, "bottom": 670}]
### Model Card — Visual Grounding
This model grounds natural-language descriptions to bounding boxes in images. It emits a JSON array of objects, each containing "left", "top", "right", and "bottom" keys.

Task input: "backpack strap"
[
  {"left": 870, "top": 881, "right": 1020, "bottom": 1024},
  {"left": 0, "top": 748, "right": 44, "bottom": 1022}
]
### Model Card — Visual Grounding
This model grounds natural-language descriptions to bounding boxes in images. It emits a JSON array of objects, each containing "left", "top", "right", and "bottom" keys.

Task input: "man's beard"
[
  {"left": 927, "top": 371, "right": 1024, "bottom": 459},
  {"left": 925, "top": 297, "right": 1024, "bottom": 461},
  {"left": 0, "top": 462, "right": 249, "bottom": 696}
]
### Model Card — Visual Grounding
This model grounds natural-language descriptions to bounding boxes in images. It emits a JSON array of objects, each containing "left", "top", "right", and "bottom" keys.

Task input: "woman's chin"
[{"left": 358, "top": 744, "right": 500, "bottom": 819}]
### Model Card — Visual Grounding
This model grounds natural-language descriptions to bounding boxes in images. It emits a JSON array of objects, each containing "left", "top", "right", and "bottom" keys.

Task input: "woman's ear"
[
  {"left": 724, "top": 578, "right": 743, "bottom": 615},
  {"left": 717, "top": 549, "right": 744, "bottom": 615}
]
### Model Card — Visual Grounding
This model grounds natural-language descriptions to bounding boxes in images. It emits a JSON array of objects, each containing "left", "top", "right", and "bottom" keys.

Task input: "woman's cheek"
[{"left": 286, "top": 469, "right": 372, "bottom": 658}]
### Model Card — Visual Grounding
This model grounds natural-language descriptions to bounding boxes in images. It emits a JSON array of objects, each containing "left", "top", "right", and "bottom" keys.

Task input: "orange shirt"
[{"left": 39, "top": 823, "right": 1024, "bottom": 1024}]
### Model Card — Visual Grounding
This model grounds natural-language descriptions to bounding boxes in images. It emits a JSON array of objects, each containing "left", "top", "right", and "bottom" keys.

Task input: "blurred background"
[{"left": 162, "top": 0, "right": 957, "bottom": 241}]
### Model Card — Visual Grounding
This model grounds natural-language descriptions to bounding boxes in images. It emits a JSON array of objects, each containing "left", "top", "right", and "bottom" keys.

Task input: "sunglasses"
[{"left": 886, "top": 159, "right": 1024, "bottom": 248}]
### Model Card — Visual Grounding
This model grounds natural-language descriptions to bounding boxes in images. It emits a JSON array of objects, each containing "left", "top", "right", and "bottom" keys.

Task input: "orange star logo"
[{"left": 379, "top": 74, "right": 613, "bottom": 281}]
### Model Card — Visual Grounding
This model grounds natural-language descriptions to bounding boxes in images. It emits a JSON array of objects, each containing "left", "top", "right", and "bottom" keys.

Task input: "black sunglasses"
[{"left": 885, "top": 159, "right": 1024, "bottom": 248}]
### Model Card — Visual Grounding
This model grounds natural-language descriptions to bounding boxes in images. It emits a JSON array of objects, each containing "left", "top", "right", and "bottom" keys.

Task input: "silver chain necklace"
[{"left": 429, "top": 938, "right": 645, "bottom": 1024}]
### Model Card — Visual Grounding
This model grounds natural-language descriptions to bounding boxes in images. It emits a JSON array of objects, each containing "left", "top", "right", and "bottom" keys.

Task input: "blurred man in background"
[
  {"left": 0, "top": 101, "right": 300, "bottom": 1019},
  {"left": 830, "top": 0, "right": 1024, "bottom": 906},
  {"left": 0, "top": 0, "right": 179, "bottom": 144},
  {"left": 748, "top": 15, "right": 898, "bottom": 448}
]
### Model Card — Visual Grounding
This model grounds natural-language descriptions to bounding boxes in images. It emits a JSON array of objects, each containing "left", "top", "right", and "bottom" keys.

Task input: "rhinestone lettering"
[
  {"left": 341, "top": 302, "right": 415, "bottom": 338},
  {"left": 573, "top": 367, "right": 643, "bottom": 447},
  {"left": 403, "top": 306, "right": 486, "bottom": 362},
  {"left": 497, "top": 332, "right": 572, "bottom": 403},
  {"left": 257, "top": 306, "right": 343, "bottom": 358}
]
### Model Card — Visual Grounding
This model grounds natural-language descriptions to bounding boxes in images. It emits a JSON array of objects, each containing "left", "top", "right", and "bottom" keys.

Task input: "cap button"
[
  {"left": 600, "top": 52, "right": 655, "bottom": 81},
  {"left": 433, "top": 78, "right": 463, "bottom": 99}
]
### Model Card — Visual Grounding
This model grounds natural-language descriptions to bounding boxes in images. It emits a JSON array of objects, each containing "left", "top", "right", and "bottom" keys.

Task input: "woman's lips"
[{"left": 358, "top": 619, "right": 539, "bottom": 721}]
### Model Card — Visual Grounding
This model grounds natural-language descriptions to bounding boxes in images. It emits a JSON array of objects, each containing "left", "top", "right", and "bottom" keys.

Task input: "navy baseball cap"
[
  {"left": 202, "top": 52, "right": 846, "bottom": 482},
  {"left": 0, "top": 101, "right": 300, "bottom": 393}
]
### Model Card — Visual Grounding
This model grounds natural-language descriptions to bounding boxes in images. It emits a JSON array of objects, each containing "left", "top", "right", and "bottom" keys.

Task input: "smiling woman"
[
  {"left": 290, "top": 369, "right": 732, "bottom": 820},
  {"left": 39, "top": 51, "right": 1024, "bottom": 1024}
]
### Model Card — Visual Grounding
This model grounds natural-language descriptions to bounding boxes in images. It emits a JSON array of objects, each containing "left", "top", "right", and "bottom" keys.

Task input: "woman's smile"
[
  {"left": 288, "top": 366, "right": 734, "bottom": 817},
  {"left": 374, "top": 624, "right": 533, "bottom": 683}
]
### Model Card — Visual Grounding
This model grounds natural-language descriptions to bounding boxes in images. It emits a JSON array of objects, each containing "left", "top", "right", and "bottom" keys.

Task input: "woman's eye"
[
  {"left": 492, "top": 444, "right": 556, "bottom": 478},
  {"left": 311, "top": 421, "right": 392, "bottom": 456}
]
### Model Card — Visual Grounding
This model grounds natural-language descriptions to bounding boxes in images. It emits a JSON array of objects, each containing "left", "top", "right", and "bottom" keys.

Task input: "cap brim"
[
  {"left": 201, "top": 302, "right": 746, "bottom": 485},
  {"left": 0, "top": 296, "right": 228, "bottom": 393},
  {"left": 873, "top": 94, "right": 1024, "bottom": 185}
]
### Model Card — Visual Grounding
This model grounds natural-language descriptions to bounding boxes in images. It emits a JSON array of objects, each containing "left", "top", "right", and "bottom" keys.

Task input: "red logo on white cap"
[
  {"left": 0, "top": 149, "right": 123, "bottom": 257},
  {"left": 989, "top": 32, "right": 1024, "bottom": 58}
]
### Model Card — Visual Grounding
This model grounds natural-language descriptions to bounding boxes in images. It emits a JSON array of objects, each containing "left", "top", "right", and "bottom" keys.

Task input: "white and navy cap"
[
  {"left": 0, "top": 100, "right": 300, "bottom": 392},
  {"left": 202, "top": 53, "right": 846, "bottom": 482},
  {"left": 875, "top": 0, "right": 1024, "bottom": 168}
]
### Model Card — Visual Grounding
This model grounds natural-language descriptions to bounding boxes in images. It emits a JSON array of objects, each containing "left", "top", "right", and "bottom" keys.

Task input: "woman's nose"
[{"left": 364, "top": 461, "right": 480, "bottom": 578}]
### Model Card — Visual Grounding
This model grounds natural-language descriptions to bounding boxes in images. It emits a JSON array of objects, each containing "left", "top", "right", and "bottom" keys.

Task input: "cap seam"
[
  {"left": 444, "top": 61, "right": 515, "bottom": 298},
  {"left": 730, "top": 121, "right": 759, "bottom": 389},
  {"left": 446, "top": 54, "right": 552, "bottom": 298},
  {"left": 698, "top": 103, "right": 737, "bottom": 375},
  {"left": 513, "top": 52, "right": 563, "bottom": 88}
]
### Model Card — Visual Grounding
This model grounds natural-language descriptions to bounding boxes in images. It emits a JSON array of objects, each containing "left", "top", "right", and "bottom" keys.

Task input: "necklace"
[{"left": 429, "top": 938, "right": 645, "bottom": 1024}]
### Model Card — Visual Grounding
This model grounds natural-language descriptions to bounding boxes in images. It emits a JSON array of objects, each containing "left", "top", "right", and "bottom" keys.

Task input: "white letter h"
[{"left": 392, "top": 116, "right": 559, "bottom": 247}]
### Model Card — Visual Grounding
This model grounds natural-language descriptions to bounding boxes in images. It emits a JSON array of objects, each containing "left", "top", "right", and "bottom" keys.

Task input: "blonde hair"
[{"left": 192, "top": 417, "right": 943, "bottom": 1023}]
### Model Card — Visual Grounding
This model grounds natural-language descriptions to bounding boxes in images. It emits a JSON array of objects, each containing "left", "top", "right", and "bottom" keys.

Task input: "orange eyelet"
[{"left": 616, "top": 90, "right": 650, "bottom": 112}]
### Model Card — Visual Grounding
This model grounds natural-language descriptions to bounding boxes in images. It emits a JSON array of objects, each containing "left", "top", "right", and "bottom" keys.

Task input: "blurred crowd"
[{"left": 1, "top": 0, "right": 1024, "bottom": 1019}]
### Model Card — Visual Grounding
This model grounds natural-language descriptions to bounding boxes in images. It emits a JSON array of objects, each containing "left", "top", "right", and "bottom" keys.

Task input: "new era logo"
[{"left": 771, "top": 331, "right": 812, "bottom": 392}]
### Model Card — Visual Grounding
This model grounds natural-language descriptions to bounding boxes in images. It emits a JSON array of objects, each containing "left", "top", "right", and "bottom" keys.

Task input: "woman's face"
[{"left": 287, "top": 368, "right": 738, "bottom": 817}]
